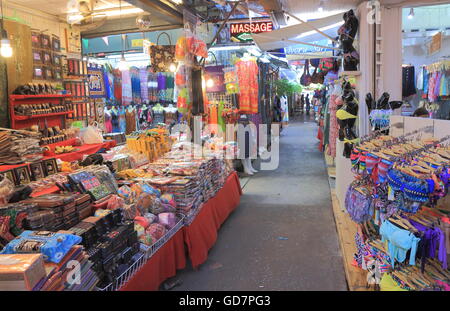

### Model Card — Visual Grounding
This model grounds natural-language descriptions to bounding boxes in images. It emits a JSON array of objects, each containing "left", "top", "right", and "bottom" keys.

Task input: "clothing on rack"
[
  {"left": 402, "top": 65, "right": 416, "bottom": 98},
  {"left": 125, "top": 107, "right": 137, "bottom": 135},
  {"left": 236, "top": 57, "right": 259, "bottom": 114}
]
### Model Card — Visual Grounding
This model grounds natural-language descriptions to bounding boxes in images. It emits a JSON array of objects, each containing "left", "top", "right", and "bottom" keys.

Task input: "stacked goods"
[
  {"left": 0, "top": 131, "right": 25, "bottom": 165},
  {"left": 114, "top": 183, "right": 182, "bottom": 248},
  {"left": 103, "top": 133, "right": 126, "bottom": 145},
  {"left": 9, "top": 131, "right": 43, "bottom": 163},
  {"left": 67, "top": 165, "right": 118, "bottom": 201},
  {"left": 34, "top": 245, "right": 99, "bottom": 291},
  {"left": 0, "top": 203, "right": 38, "bottom": 246},
  {"left": 75, "top": 194, "right": 94, "bottom": 221},
  {"left": 0, "top": 254, "right": 47, "bottom": 290},
  {"left": 65, "top": 209, "right": 140, "bottom": 288},
  {"left": 23, "top": 194, "right": 81, "bottom": 231}
]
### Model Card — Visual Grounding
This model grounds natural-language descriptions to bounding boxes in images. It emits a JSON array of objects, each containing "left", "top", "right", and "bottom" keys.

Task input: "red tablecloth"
[
  {"left": 119, "top": 172, "right": 242, "bottom": 290},
  {"left": 44, "top": 139, "right": 116, "bottom": 162},
  {"left": 183, "top": 172, "right": 242, "bottom": 269},
  {"left": 120, "top": 230, "right": 186, "bottom": 291}
]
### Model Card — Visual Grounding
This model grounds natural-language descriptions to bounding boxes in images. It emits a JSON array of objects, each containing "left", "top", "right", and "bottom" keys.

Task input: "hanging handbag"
[
  {"left": 300, "top": 60, "right": 312, "bottom": 86},
  {"left": 204, "top": 52, "right": 225, "bottom": 93},
  {"left": 310, "top": 58, "right": 321, "bottom": 68},
  {"left": 344, "top": 181, "right": 373, "bottom": 224},
  {"left": 150, "top": 32, "right": 177, "bottom": 73},
  {"left": 319, "top": 58, "right": 334, "bottom": 73},
  {"left": 311, "top": 66, "right": 325, "bottom": 84}
]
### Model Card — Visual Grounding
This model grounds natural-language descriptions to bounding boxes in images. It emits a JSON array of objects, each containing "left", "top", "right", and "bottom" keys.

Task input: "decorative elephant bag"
[{"left": 150, "top": 32, "right": 177, "bottom": 73}]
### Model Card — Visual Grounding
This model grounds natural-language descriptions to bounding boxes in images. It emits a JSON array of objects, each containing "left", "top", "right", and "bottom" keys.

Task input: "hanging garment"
[
  {"left": 130, "top": 67, "right": 141, "bottom": 103},
  {"left": 441, "top": 73, "right": 449, "bottom": 96},
  {"left": 402, "top": 66, "right": 416, "bottom": 98},
  {"left": 122, "top": 70, "right": 132, "bottom": 105},
  {"left": 416, "top": 66, "right": 424, "bottom": 91},
  {"left": 423, "top": 69, "right": 429, "bottom": 96},
  {"left": 104, "top": 109, "right": 113, "bottom": 133},
  {"left": 327, "top": 94, "right": 341, "bottom": 158},
  {"left": 119, "top": 107, "right": 127, "bottom": 133},
  {"left": 140, "top": 68, "right": 149, "bottom": 102},
  {"left": 428, "top": 72, "right": 438, "bottom": 102},
  {"left": 111, "top": 108, "right": 120, "bottom": 133},
  {"left": 236, "top": 58, "right": 259, "bottom": 114},
  {"left": 103, "top": 70, "right": 112, "bottom": 100},
  {"left": 126, "top": 108, "right": 137, "bottom": 134},
  {"left": 113, "top": 69, "right": 122, "bottom": 104},
  {"left": 152, "top": 106, "right": 165, "bottom": 126},
  {"left": 217, "top": 101, "right": 226, "bottom": 134},
  {"left": 139, "top": 106, "right": 149, "bottom": 130}
]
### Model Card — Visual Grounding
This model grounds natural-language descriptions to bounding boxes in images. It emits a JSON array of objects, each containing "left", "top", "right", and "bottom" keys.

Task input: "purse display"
[{"left": 150, "top": 32, "right": 177, "bottom": 73}]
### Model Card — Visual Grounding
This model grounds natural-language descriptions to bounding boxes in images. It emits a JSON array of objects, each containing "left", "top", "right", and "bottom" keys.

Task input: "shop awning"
[{"left": 252, "top": 13, "right": 343, "bottom": 52}]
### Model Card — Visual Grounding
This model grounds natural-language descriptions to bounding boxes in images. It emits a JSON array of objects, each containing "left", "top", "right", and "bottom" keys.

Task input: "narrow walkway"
[{"left": 175, "top": 117, "right": 347, "bottom": 290}]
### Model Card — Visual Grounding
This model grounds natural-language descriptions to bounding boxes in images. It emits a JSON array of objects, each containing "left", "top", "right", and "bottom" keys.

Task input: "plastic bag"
[{"left": 81, "top": 123, "right": 103, "bottom": 144}]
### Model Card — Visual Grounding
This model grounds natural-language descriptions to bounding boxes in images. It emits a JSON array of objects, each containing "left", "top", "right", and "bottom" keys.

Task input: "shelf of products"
[{"left": 14, "top": 111, "right": 74, "bottom": 121}]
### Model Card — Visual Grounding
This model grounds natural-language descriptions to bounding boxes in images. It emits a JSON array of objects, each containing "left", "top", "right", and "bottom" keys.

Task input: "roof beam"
[{"left": 124, "top": 0, "right": 183, "bottom": 24}]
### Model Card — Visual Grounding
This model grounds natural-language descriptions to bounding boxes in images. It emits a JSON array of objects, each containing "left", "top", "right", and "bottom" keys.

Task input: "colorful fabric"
[{"left": 236, "top": 58, "right": 259, "bottom": 114}]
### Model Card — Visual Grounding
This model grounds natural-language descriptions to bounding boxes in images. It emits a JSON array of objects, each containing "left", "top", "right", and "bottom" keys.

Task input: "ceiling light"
[
  {"left": 0, "top": 38, "right": 12, "bottom": 58},
  {"left": 408, "top": 8, "right": 414, "bottom": 19},
  {"left": 171, "top": 0, "right": 183, "bottom": 4},
  {"left": 169, "top": 63, "right": 177, "bottom": 72},
  {"left": 94, "top": 8, "right": 143, "bottom": 17},
  {"left": 67, "top": 13, "right": 84, "bottom": 24},
  {"left": 206, "top": 78, "right": 214, "bottom": 88}
]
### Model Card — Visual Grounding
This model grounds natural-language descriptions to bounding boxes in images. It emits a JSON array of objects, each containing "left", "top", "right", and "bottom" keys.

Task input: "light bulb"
[
  {"left": 206, "top": 78, "right": 214, "bottom": 88},
  {"left": 0, "top": 39, "right": 13, "bottom": 58},
  {"left": 169, "top": 63, "right": 177, "bottom": 72},
  {"left": 118, "top": 56, "right": 128, "bottom": 71},
  {"left": 408, "top": 8, "right": 414, "bottom": 19}
]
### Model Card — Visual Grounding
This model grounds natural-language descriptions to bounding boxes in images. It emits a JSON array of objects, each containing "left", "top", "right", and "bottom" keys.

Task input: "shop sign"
[
  {"left": 131, "top": 39, "right": 144, "bottom": 47},
  {"left": 284, "top": 40, "right": 332, "bottom": 55},
  {"left": 429, "top": 32, "right": 442, "bottom": 55},
  {"left": 87, "top": 66, "right": 106, "bottom": 98},
  {"left": 229, "top": 21, "right": 273, "bottom": 42}
]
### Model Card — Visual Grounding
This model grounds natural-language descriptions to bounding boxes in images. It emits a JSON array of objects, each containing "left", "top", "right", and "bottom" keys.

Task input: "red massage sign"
[{"left": 229, "top": 21, "right": 273, "bottom": 42}]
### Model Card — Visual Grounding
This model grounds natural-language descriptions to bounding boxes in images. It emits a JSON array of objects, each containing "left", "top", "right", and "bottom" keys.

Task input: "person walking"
[
  {"left": 305, "top": 94, "right": 311, "bottom": 115},
  {"left": 300, "top": 94, "right": 305, "bottom": 114}
]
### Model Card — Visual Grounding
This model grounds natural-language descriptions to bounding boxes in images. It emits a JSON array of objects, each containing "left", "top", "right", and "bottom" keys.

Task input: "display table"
[
  {"left": 183, "top": 172, "right": 242, "bottom": 269},
  {"left": 43, "top": 139, "right": 116, "bottom": 162},
  {"left": 119, "top": 172, "right": 242, "bottom": 290},
  {"left": 120, "top": 230, "right": 186, "bottom": 291}
]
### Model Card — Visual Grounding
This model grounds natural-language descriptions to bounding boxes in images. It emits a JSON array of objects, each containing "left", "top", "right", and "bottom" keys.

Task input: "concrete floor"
[{"left": 173, "top": 116, "right": 348, "bottom": 291}]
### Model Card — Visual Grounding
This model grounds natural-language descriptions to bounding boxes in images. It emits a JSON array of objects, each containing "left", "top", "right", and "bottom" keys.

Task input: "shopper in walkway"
[
  {"left": 305, "top": 94, "right": 311, "bottom": 115},
  {"left": 300, "top": 94, "right": 305, "bottom": 113}
]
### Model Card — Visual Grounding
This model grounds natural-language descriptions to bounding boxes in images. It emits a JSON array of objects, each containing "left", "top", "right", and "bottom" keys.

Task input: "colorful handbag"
[
  {"left": 150, "top": 32, "right": 177, "bottom": 73},
  {"left": 300, "top": 60, "right": 312, "bottom": 86}
]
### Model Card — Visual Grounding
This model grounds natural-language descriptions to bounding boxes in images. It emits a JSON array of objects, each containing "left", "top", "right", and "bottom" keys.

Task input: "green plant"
[{"left": 275, "top": 79, "right": 302, "bottom": 96}]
